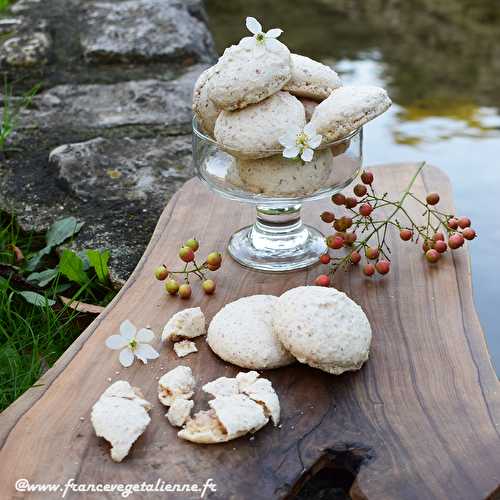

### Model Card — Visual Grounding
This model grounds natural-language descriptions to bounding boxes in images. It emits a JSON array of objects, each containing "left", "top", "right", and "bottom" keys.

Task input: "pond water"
[{"left": 206, "top": 0, "right": 500, "bottom": 375}]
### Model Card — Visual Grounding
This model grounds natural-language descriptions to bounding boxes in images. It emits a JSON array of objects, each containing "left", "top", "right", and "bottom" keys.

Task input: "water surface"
[{"left": 206, "top": 0, "right": 500, "bottom": 374}]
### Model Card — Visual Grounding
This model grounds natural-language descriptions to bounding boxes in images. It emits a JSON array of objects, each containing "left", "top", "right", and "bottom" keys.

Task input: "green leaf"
[
  {"left": 0, "top": 276, "right": 9, "bottom": 289},
  {"left": 25, "top": 247, "right": 51, "bottom": 272},
  {"left": 17, "top": 291, "right": 56, "bottom": 307},
  {"left": 46, "top": 217, "right": 84, "bottom": 248},
  {"left": 27, "top": 268, "right": 59, "bottom": 287},
  {"left": 58, "top": 249, "right": 89, "bottom": 285},
  {"left": 86, "top": 249, "right": 110, "bottom": 283}
]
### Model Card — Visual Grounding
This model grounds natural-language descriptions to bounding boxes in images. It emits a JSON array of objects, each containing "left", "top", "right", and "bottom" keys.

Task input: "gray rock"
[
  {"left": 0, "top": 31, "right": 51, "bottom": 67},
  {"left": 81, "top": 0, "right": 214, "bottom": 64},
  {"left": 1, "top": 135, "right": 194, "bottom": 282},
  {"left": 15, "top": 65, "right": 206, "bottom": 134}
]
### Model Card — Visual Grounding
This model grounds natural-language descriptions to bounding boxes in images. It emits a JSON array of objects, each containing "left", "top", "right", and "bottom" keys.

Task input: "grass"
[
  {"left": 0, "top": 213, "right": 116, "bottom": 411},
  {"left": 0, "top": 0, "right": 11, "bottom": 12}
]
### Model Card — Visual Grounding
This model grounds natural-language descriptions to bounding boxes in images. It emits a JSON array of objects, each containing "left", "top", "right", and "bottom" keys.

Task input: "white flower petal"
[
  {"left": 119, "top": 319, "right": 136, "bottom": 340},
  {"left": 265, "top": 28, "right": 283, "bottom": 39},
  {"left": 136, "top": 328, "right": 155, "bottom": 343},
  {"left": 278, "top": 134, "right": 296, "bottom": 148},
  {"left": 246, "top": 17, "right": 262, "bottom": 35},
  {"left": 105, "top": 334, "right": 128, "bottom": 350},
  {"left": 301, "top": 148, "right": 314, "bottom": 162},
  {"left": 119, "top": 347, "right": 135, "bottom": 368},
  {"left": 135, "top": 344, "right": 160, "bottom": 363},
  {"left": 265, "top": 37, "right": 283, "bottom": 52},
  {"left": 303, "top": 123, "right": 318, "bottom": 136},
  {"left": 308, "top": 134, "right": 322, "bottom": 149},
  {"left": 283, "top": 145, "right": 300, "bottom": 158},
  {"left": 239, "top": 36, "right": 255, "bottom": 49}
]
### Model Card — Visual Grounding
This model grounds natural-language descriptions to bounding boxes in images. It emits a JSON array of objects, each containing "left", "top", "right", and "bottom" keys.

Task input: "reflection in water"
[{"left": 206, "top": 0, "right": 500, "bottom": 374}]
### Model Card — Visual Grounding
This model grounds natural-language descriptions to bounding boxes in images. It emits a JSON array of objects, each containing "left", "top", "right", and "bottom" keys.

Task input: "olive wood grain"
[{"left": 0, "top": 164, "right": 499, "bottom": 500}]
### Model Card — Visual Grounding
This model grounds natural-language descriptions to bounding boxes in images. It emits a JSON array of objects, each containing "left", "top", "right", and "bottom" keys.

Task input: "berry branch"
[
  {"left": 315, "top": 162, "right": 477, "bottom": 286},
  {"left": 154, "top": 238, "right": 222, "bottom": 299}
]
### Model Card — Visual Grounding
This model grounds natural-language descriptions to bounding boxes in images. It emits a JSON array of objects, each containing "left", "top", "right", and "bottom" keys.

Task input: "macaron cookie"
[
  {"left": 192, "top": 66, "right": 220, "bottom": 137},
  {"left": 310, "top": 85, "right": 392, "bottom": 143},
  {"left": 214, "top": 91, "right": 306, "bottom": 160},
  {"left": 284, "top": 54, "right": 342, "bottom": 101},
  {"left": 207, "top": 295, "right": 295, "bottom": 369},
  {"left": 207, "top": 42, "right": 292, "bottom": 111},
  {"left": 273, "top": 286, "right": 372, "bottom": 375},
  {"left": 236, "top": 148, "right": 333, "bottom": 197}
]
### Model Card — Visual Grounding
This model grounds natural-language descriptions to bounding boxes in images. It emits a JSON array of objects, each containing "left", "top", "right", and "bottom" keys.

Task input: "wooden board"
[{"left": 1, "top": 164, "right": 499, "bottom": 500}]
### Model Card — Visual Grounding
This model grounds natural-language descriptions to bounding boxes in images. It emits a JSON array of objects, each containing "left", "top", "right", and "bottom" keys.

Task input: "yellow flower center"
[
  {"left": 296, "top": 133, "right": 308, "bottom": 150},
  {"left": 256, "top": 33, "right": 265, "bottom": 43},
  {"left": 128, "top": 338, "right": 138, "bottom": 351}
]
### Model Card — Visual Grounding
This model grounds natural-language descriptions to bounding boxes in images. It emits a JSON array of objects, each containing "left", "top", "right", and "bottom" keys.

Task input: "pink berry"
[
  {"left": 361, "top": 171, "right": 374, "bottom": 185},
  {"left": 425, "top": 249, "right": 440, "bottom": 263},
  {"left": 359, "top": 203, "right": 373, "bottom": 217},
  {"left": 326, "top": 235, "right": 344, "bottom": 250},
  {"left": 206, "top": 252, "right": 222, "bottom": 269},
  {"left": 331, "top": 193, "right": 346, "bottom": 206},
  {"left": 375, "top": 260, "right": 390, "bottom": 275},
  {"left": 345, "top": 197, "right": 358, "bottom": 209},
  {"left": 458, "top": 217, "right": 471, "bottom": 229},
  {"left": 422, "top": 240, "right": 434, "bottom": 252},
  {"left": 185, "top": 238, "right": 199, "bottom": 252},
  {"left": 319, "top": 254, "right": 331, "bottom": 264},
  {"left": 315, "top": 274, "right": 331, "bottom": 287},
  {"left": 363, "top": 264, "right": 375, "bottom": 276},
  {"left": 462, "top": 228, "right": 476, "bottom": 240},
  {"left": 178, "top": 283, "right": 192, "bottom": 299},
  {"left": 448, "top": 218, "right": 459, "bottom": 229},
  {"left": 448, "top": 233, "right": 465, "bottom": 249},
  {"left": 154, "top": 265, "right": 168, "bottom": 281},
  {"left": 350, "top": 251, "right": 361, "bottom": 264},
  {"left": 320, "top": 211, "right": 335, "bottom": 223},
  {"left": 365, "top": 246, "right": 379, "bottom": 260},
  {"left": 344, "top": 232, "right": 357, "bottom": 245},
  {"left": 434, "top": 240, "right": 447, "bottom": 253},
  {"left": 179, "top": 246, "right": 195, "bottom": 263},
  {"left": 433, "top": 232, "right": 445, "bottom": 241},
  {"left": 400, "top": 229, "right": 413, "bottom": 241}
]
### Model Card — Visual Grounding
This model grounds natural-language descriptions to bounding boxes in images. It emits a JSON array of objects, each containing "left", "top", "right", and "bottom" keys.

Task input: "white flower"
[
  {"left": 106, "top": 320, "right": 159, "bottom": 368},
  {"left": 279, "top": 123, "right": 323, "bottom": 162},
  {"left": 240, "top": 17, "right": 283, "bottom": 53}
]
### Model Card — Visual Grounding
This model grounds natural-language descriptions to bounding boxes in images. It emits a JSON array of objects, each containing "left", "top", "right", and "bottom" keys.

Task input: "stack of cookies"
[{"left": 193, "top": 17, "right": 391, "bottom": 197}]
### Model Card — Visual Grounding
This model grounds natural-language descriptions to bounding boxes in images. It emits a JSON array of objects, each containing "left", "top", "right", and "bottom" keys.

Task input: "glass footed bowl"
[{"left": 193, "top": 118, "right": 363, "bottom": 272}]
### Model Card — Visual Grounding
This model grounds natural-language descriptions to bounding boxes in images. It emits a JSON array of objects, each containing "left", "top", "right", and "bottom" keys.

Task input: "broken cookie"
[
  {"left": 158, "top": 365, "right": 196, "bottom": 406},
  {"left": 173, "top": 340, "right": 198, "bottom": 358},
  {"left": 91, "top": 380, "right": 151, "bottom": 462},
  {"left": 166, "top": 399, "right": 194, "bottom": 427},
  {"left": 162, "top": 307, "right": 206, "bottom": 343}
]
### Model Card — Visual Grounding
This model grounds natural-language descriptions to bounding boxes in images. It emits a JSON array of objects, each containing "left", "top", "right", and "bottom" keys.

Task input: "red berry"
[
  {"left": 344, "top": 232, "right": 357, "bottom": 245},
  {"left": 425, "top": 249, "right": 440, "bottom": 263},
  {"left": 433, "top": 232, "right": 445, "bottom": 241},
  {"left": 458, "top": 217, "right": 471, "bottom": 229},
  {"left": 426, "top": 192, "right": 440, "bottom": 205},
  {"left": 353, "top": 184, "right": 367, "bottom": 197},
  {"left": 165, "top": 279, "right": 180, "bottom": 295},
  {"left": 155, "top": 265, "right": 168, "bottom": 280},
  {"left": 178, "top": 283, "right": 192, "bottom": 299},
  {"left": 319, "top": 254, "right": 331, "bottom": 264},
  {"left": 345, "top": 197, "right": 358, "bottom": 209},
  {"left": 365, "top": 246, "right": 379, "bottom": 260},
  {"left": 326, "top": 235, "right": 344, "bottom": 249},
  {"left": 350, "top": 251, "right": 361, "bottom": 264},
  {"left": 400, "top": 229, "right": 413, "bottom": 241},
  {"left": 462, "top": 228, "right": 476, "bottom": 240},
  {"left": 434, "top": 240, "right": 447, "bottom": 253},
  {"left": 206, "top": 252, "right": 222, "bottom": 268},
  {"left": 315, "top": 274, "right": 331, "bottom": 287},
  {"left": 422, "top": 240, "right": 434, "bottom": 252},
  {"left": 185, "top": 238, "right": 199, "bottom": 252},
  {"left": 334, "top": 216, "right": 352, "bottom": 231},
  {"left": 363, "top": 264, "right": 375, "bottom": 276},
  {"left": 360, "top": 170, "right": 374, "bottom": 185},
  {"left": 202, "top": 279, "right": 216, "bottom": 295},
  {"left": 320, "top": 211, "right": 335, "bottom": 223},
  {"left": 359, "top": 203, "right": 373, "bottom": 217},
  {"left": 448, "top": 218, "right": 459, "bottom": 229},
  {"left": 179, "top": 246, "right": 195, "bottom": 263},
  {"left": 448, "top": 233, "right": 465, "bottom": 249},
  {"left": 375, "top": 260, "right": 390, "bottom": 275},
  {"left": 331, "top": 193, "right": 346, "bottom": 206}
]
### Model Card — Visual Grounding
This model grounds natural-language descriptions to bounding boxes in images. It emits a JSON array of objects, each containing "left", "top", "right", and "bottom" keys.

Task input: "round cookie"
[
  {"left": 214, "top": 91, "right": 306, "bottom": 160},
  {"left": 192, "top": 66, "right": 220, "bottom": 137},
  {"left": 310, "top": 85, "right": 392, "bottom": 143},
  {"left": 273, "top": 286, "right": 372, "bottom": 374},
  {"left": 207, "top": 42, "right": 291, "bottom": 111},
  {"left": 236, "top": 148, "right": 333, "bottom": 197},
  {"left": 207, "top": 295, "right": 295, "bottom": 369},
  {"left": 284, "top": 54, "right": 342, "bottom": 101}
]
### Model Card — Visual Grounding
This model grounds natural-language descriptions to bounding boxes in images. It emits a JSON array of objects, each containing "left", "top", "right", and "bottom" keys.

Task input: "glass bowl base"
[{"left": 228, "top": 223, "right": 326, "bottom": 273}]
